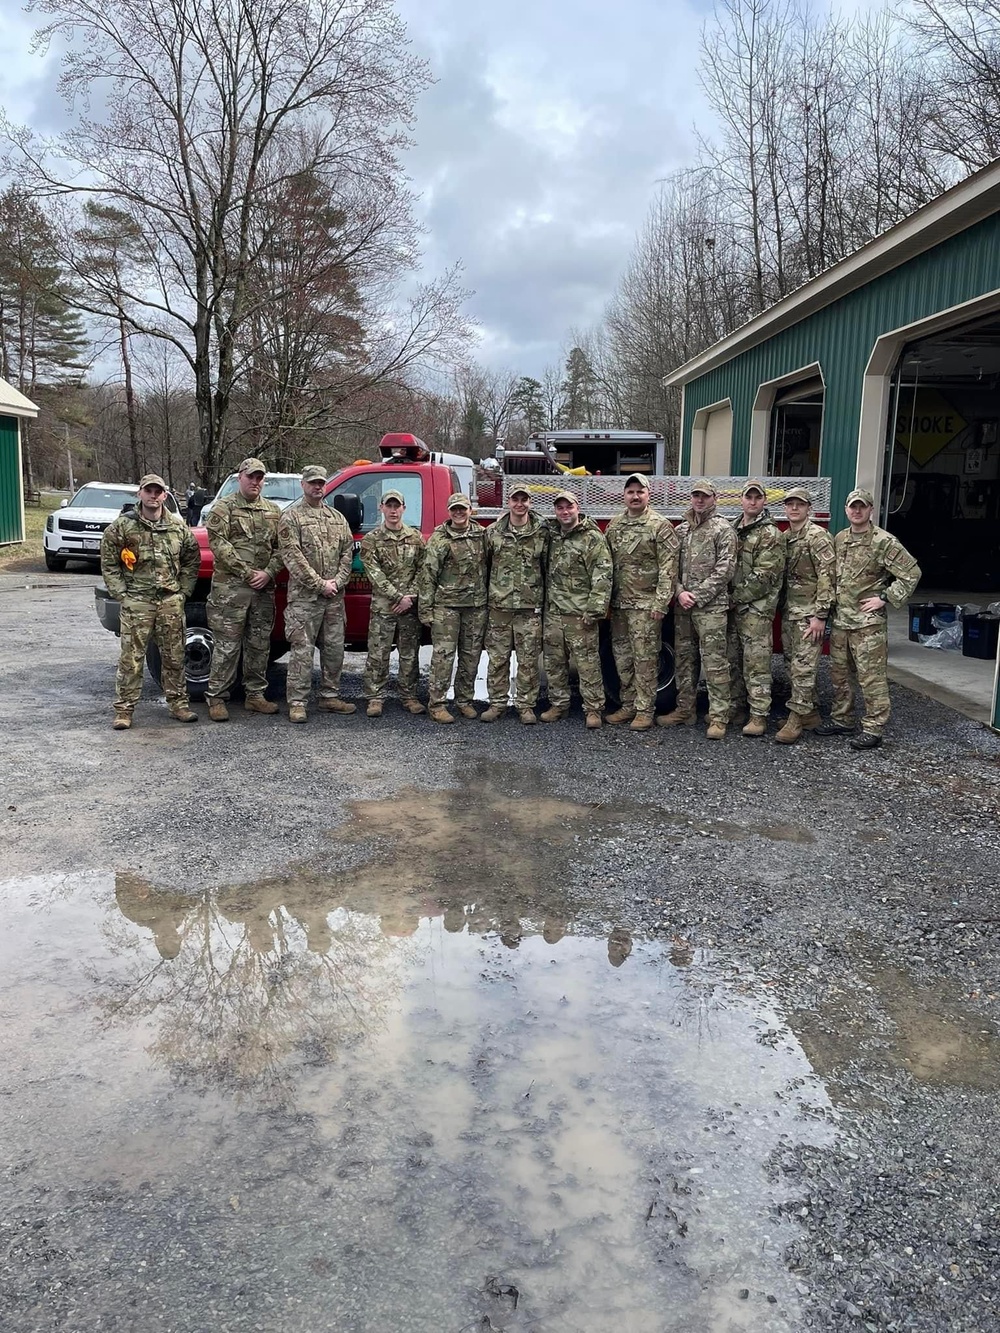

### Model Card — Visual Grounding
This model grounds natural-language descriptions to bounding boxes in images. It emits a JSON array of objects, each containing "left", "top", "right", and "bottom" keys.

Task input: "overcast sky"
[{"left": 1, "top": 0, "right": 713, "bottom": 380}]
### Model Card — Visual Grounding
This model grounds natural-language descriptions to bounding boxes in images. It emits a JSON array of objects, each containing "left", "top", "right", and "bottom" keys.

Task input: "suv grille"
[{"left": 60, "top": 519, "right": 110, "bottom": 533}]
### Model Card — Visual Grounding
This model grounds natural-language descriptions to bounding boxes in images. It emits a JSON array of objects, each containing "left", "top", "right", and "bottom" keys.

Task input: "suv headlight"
[{"left": 46, "top": 516, "right": 54, "bottom": 532}]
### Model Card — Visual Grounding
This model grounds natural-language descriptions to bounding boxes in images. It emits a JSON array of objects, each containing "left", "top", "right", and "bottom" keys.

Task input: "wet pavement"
[{"left": 3, "top": 788, "right": 835, "bottom": 1333}]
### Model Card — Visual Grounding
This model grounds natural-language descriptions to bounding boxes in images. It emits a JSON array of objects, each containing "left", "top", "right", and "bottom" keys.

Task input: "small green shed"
[
  {"left": 0, "top": 380, "right": 41, "bottom": 546},
  {"left": 666, "top": 161, "right": 1000, "bottom": 589}
]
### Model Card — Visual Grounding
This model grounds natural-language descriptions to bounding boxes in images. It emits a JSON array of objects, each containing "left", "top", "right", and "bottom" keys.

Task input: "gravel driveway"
[{"left": 3, "top": 573, "right": 1000, "bottom": 1332}]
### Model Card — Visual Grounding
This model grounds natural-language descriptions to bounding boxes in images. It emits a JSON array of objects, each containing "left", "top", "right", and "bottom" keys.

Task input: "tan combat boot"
[
  {"left": 775, "top": 713, "right": 804, "bottom": 744},
  {"left": 800, "top": 709, "right": 822, "bottom": 730},
  {"left": 288, "top": 703, "right": 307, "bottom": 723},
  {"left": 112, "top": 707, "right": 133, "bottom": 730},
  {"left": 705, "top": 718, "right": 727, "bottom": 740},
  {"left": 630, "top": 713, "right": 654, "bottom": 731},
  {"left": 208, "top": 699, "right": 229, "bottom": 722},
  {"left": 401, "top": 699, "right": 426, "bottom": 715},
  {"left": 585, "top": 711, "right": 603, "bottom": 730},
  {"left": 519, "top": 708, "right": 537, "bottom": 725},
  {"left": 429, "top": 706, "right": 455, "bottom": 724},
  {"left": 169, "top": 704, "right": 198, "bottom": 723},
  {"left": 455, "top": 703, "right": 478, "bottom": 719},
  {"left": 605, "top": 707, "right": 636, "bottom": 725},
  {"left": 540, "top": 706, "right": 567, "bottom": 723},
  {"left": 366, "top": 700, "right": 383, "bottom": 718},
  {"left": 479, "top": 705, "right": 505, "bottom": 723},
  {"left": 656, "top": 710, "right": 696, "bottom": 727},
  {"left": 245, "top": 693, "right": 278, "bottom": 715},
  {"left": 317, "top": 698, "right": 357, "bottom": 714},
  {"left": 742, "top": 716, "right": 767, "bottom": 737}
]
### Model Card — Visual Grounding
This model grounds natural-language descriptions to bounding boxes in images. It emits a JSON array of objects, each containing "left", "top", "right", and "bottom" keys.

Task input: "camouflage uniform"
[
  {"left": 782, "top": 522, "right": 835, "bottom": 717},
  {"left": 418, "top": 519, "right": 489, "bottom": 708},
  {"left": 278, "top": 499, "right": 355, "bottom": 704},
  {"left": 101, "top": 509, "right": 201, "bottom": 711},
  {"left": 205, "top": 492, "right": 283, "bottom": 699},
  {"left": 543, "top": 516, "right": 613, "bottom": 714},
  {"left": 606, "top": 508, "right": 679, "bottom": 717},
  {"left": 829, "top": 524, "right": 920, "bottom": 736},
  {"left": 674, "top": 509, "right": 738, "bottom": 723},
  {"left": 727, "top": 512, "right": 785, "bottom": 719},
  {"left": 359, "top": 522, "right": 425, "bottom": 702},
  {"left": 484, "top": 513, "right": 549, "bottom": 708}
]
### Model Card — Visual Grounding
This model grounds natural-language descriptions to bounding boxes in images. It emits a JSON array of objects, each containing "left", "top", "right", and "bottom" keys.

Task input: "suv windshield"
[
  {"left": 212, "top": 475, "right": 300, "bottom": 505},
  {"left": 69, "top": 487, "right": 136, "bottom": 509}
]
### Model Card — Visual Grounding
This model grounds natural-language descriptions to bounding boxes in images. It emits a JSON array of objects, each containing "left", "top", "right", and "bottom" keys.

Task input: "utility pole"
[{"left": 65, "top": 424, "right": 76, "bottom": 493}]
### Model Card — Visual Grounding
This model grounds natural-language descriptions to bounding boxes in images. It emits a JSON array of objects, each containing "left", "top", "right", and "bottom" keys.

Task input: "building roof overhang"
[
  {"left": 0, "top": 379, "right": 39, "bottom": 419},
  {"left": 664, "top": 158, "right": 1000, "bottom": 388}
]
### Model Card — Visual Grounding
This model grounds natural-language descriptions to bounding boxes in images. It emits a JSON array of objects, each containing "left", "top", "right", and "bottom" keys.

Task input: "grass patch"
[{"left": 0, "top": 493, "right": 66, "bottom": 570}]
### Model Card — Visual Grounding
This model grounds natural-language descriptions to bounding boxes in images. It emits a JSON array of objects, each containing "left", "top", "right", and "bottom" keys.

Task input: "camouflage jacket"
[
  {"left": 832, "top": 524, "right": 921, "bottom": 630},
  {"left": 676, "top": 509, "right": 737, "bottom": 611},
  {"left": 418, "top": 520, "right": 488, "bottom": 615},
  {"left": 606, "top": 508, "right": 679, "bottom": 613},
  {"left": 730, "top": 511, "right": 785, "bottom": 617},
  {"left": 206, "top": 491, "right": 283, "bottom": 587},
  {"left": 101, "top": 510, "right": 200, "bottom": 603},
  {"left": 544, "top": 516, "right": 613, "bottom": 619},
  {"left": 278, "top": 498, "right": 354, "bottom": 597},
  {"left": 783, "top": 521, "right": 835, "bottom": 620},
  {"left": 485, "top": 512, "right": 548, "bottom": 611},
  {"left": 360, "top": 522, "right": 425, "bottom": 614}
]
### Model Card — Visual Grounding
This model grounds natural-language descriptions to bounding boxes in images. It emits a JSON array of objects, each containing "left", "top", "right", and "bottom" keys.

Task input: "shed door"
[
  {"left": 703, "top": 405, "right": 733, "bottom": 473},
  {"left": 0, "top": 414, "right": 24, "bottom": 546}
]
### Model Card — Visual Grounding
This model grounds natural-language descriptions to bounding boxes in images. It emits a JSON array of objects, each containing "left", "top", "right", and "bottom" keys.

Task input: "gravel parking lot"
[{"left": 3, "top": 571, "right": 1000, "bottom": 1332}]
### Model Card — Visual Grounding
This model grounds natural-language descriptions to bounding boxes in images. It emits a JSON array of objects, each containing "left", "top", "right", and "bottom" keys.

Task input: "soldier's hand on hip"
[
  {"left": 248, "top": 569, "right": 270, "bottom": 591},
  {"left": 651, "top": 610, "right": 664, "bottom": 622},
  {"left": 860, "top": 596, "right": 886, "bottom": 613}
]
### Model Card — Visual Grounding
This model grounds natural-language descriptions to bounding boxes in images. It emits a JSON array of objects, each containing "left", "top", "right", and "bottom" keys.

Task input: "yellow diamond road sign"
[{"left": 895, "top": 388, "right": 967, "bottom": 466}]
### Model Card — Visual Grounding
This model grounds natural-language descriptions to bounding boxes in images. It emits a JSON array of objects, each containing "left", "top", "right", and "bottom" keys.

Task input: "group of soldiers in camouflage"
[{"left": 101, "top": 459, "right": 920, "bottom": 748}]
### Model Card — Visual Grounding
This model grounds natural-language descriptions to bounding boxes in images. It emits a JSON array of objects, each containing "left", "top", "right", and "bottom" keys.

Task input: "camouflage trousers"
[
  {"left": 485, "top": 608, "right": 543, "bottom": 708},
  {"left": 115, "top": 593, "right": 189, "bottom": 710},
  {"left": 674, "top": 607, "right": 730, "bottom": 723},
  {"left": 206, "top": 584, "right": 275, "bottom": 699},
  {"left": 363, "top": 608, "right": 422, "bottom": 701},
  {"left": 610, "top": 607, "right": 662, "bottom": 716},
  {"left": 829, "top": 625, "right": 890, "bottom": 735},
  {"left": 543, "top": 613, "right": 605, "bottom": 713},
  {"left": 782, "top": 613, "right": 824, "bottom": 717},
  {"left": 285, "top": 593, "right": 346, "bottom": 704},
  {"left": 427, "top": 605, "right": 488, "bottom": 708},
  {"left": 727, "top": 608, "right": 774, "bottom": 718}
]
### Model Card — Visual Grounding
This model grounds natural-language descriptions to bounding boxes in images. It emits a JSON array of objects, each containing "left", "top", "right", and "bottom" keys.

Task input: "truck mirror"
[{"left": 333, "top": 493, "right": 363, "bottom": 532}]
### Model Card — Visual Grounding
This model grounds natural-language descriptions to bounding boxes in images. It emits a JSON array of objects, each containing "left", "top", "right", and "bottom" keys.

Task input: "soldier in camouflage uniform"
[
  {"left": 481, "top": 484, "right": 549, "bottom": 725},
  {"left": 657, "top": 479, "right": 737, "bottom": 740},
  {"left": 727, "top": 480, "right": 785, "bottom": 736},
  {"left": 818, "top": 487, "right": 920, "bottom": 750},
  {"left": 418, "top": 493, "right": 489, "bottom": 724},
  {"left": 775, "top": 486, "right": 835, "bottom": 745},
  {"left": 204, "top": 457, "right": 283, "bottom": 720},
  {"left": 359, "top": 489, "right": 425, "bottom": 718},
  {"left": 278, "top": 465, "right": 357, "bottom": 723},
  {"left": 100, "top": 473, "right": 201, "bottom": 729},
  {"left": 541, "top": 491, "right": 613, "bottom": 729},
  {"left": 605, "top": 473, "right": 679, "bottom": 731}
]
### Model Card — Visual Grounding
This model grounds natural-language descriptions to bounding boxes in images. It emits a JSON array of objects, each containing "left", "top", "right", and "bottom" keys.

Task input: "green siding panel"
[
  {"left": 681, "top": 214, "right": 1000, "bottom": 528},
  {"left": 0, "top": 414, "right": 24, "bottom": 545}
]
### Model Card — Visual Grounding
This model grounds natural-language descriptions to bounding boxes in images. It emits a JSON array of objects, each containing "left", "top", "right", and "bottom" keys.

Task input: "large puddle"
[{"left": 1, "top": 786, "right": 836, "bottom": 1332}]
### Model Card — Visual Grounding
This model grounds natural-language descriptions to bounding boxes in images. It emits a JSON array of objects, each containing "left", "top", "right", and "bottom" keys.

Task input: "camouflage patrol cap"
[
  {"left": 381, "top": 489, "right": 405, "bottom": 505},
  {"left": 508, "top": 483, "right": 531, "bottom": 498},
  {"left": 238, "top": 457, "right": 267, "bottom": 475},
  {"left": 741, "top": 479, "right": 766, "bottom": 497},
  {"left": 783, "top": 485, "right": 813, "bottom": 504},
  {"left": 301, "top": 464, "right": 328, "bottom": 483},
  {"left": 846, "top": 487, "right": 875, "bottom": 507},
  {"left": 447, "top": 492, "right": 471, "bottom": 510},
  {"left": 624, "top": 472, "right": 649, "bottom": 490},
  {"left": 553, "top": 490, "right": 578, "bottom": 505},
  {"left": 138, "top": 473, "right": 168, "bottom": 490},
  {"left": 690, "top": 478, "right": 717, "bottom": 495}
]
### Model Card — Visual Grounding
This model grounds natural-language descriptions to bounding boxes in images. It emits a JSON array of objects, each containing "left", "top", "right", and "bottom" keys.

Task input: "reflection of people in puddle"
[
  {"left": 443, "top": 906, "right": 467, "bottom": 934},
  {"left": 670, "top": 937, "right": 694, "bottom": 968},
  {"left": 380, "top": 900, "right": 421, "bottom": 937},
  {"left": 543, "top": 918, "right": 567, "bottom": 946},
  {"left": 114, "top": 872, "right": 193, "bottom": 961},
  {"left": 608, "top": 927, "right": 633, "bottom": 968},
  {"left": 499, "top": 917, "right": 522, "bottom": 949}
]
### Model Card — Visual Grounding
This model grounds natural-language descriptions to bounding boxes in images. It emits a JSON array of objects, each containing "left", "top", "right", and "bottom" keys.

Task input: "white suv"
[{"left": 44, "top": 482, "right": 180, "bottom": 571}]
